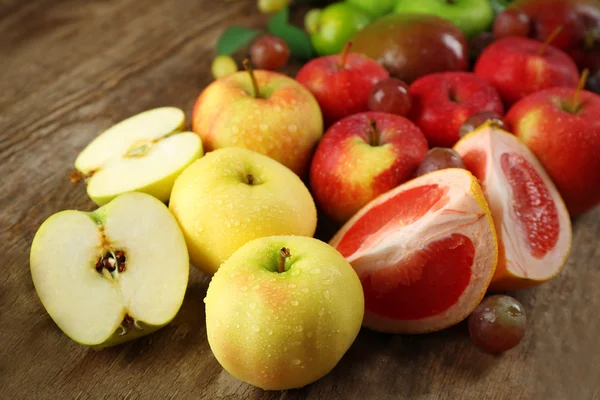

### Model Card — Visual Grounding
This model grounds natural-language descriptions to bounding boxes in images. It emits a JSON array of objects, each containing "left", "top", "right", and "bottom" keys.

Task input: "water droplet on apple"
[
  {"left": 307, "top": 332, "right": 313, "bottom": 338},
  {"left": 291, "top": 300, "right": 299, "bottom": 306},
  {"left": 252, "top": 324, "right": 260, "bottom": 332},
  {"left": 288, "top": 125, "right": 297, "bottom": 133},
  {"left": 215, "top": 199, "right": 223, "bottom": 205},
  {"left": 318, "top": 308, "right": 325, "bottom": 317},
  {"left": 232, "top": 126, "right": 240, "bottom": 134},
  {"left": 290, "top": 269, "right": 300, "bottom": 277},
  {"left": 267, "top": 329, "right": 273, "bottom": 336},
  {"left": 292, "top": 358, "right": 302, "bottom": 366},
  {"left": 288, "top": 283, "right": 296, "bottom": 289},
  {"left": 323, "top": 278, "right": 333, "bottom": 285},
  {"left": 241, "top": 285, "right": 248, "bottom": 292},
  {"left": 311, "top": 268, "right": 321, "bottom": 274},
  {"left": 249, "top": 302, "right": 256, "bottom": 309},
  {"left": 225, "top": 221, "right": 231, "bottom": 228},
  {"left": 253, "top": 284, "right": 260, "bottom": 291},
  {"left": 255, "top": 225, "right": 262, "bottom": 230},
  {"left": 215, "top": 320, "right": 221, "bottom": 328},
  {"left": 295, "top": 325, "right": 303, "bottom": 332},
  {"left": 241, "top": 223, "right": 247, "bottom": 228},
  {"left": 274, "top": 105, "right": 281, "bottom": 112},
  {"left": 228, "top": 203, "right": 234, "bottom": 210},
  {"left": 323, "top": 291, "right": 331, "bottom": 300},
  {"left": 260, "top": 123, "right": 269, "bottom": 132},
  {"left": 301, "top": 287, "right": 309, "bottom": 294},
  {"left": 235, "top": 323, "right": 240, "bottom": 328}
]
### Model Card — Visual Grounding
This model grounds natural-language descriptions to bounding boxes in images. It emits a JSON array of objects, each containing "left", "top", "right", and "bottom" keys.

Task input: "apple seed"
[{"left": 95, "top": 250, "right": 127, "bottom": 275}]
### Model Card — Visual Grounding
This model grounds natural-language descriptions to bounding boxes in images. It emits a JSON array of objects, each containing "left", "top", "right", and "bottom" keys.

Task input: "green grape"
[
  {"left": 211, "top": 55, "right": 238, "bottom": 80},
  {"left": 258, "top": 0, "right": 290, "bottom": 13}
]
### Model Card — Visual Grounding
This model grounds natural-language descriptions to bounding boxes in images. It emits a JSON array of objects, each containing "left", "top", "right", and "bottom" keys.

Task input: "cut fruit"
[
  {"left": 454, "top": 124, "right": 572, "bottom": 291},
  {"left": 329, "top": 169, "right": 498, "bottom": 334},
  {"left": 29, "top": 192, "right": 189, "bottom": 348},
  {"left": 75, "top": 107, "right": 203, "bottom": 206}
]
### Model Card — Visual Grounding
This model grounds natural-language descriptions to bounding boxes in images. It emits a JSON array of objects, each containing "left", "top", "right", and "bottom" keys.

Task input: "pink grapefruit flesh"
[
  {"left": 330, "top": 168, "right": 497, "bottom": 334},
  {"left": 454, "top": 124, "right": 572, "bottom": 291}
]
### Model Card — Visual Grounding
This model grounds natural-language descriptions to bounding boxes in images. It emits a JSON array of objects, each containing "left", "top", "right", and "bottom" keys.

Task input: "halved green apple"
[
  {"left": 30, "top": 192, "right": 190, "bottom": 348},
  {"left": 75, "top": 107, "right": 203, "bottom": 205}
]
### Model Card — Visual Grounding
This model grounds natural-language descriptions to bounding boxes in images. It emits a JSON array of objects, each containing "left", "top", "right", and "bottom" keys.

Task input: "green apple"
[
  {"left": 346, "top": 0, "right": 396, "bottom": 17},
  {"left": 192, "top": 68, "right": 322, "bottom": 177},
  {"left": 29, "top": 192, "right": 189, "bottom": 348},
  {"left": 205, "top": 235, "right": 364, "bottom": 390},
  {"left": 310, "top": 3, "right": 371, "bottom": 56},
  {"left": 169, "top": 147, "right": 317, "bottom": 275},
  {"left": 75, "top": 107, "right": 203, "bottom": 206},
  {"left": 394, "top": 0, "right": 494, "bottom": 39}
]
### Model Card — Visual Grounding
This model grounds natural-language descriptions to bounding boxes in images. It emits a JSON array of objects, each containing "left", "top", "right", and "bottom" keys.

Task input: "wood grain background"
[{"left": 1, "top": 0, "right": 599, "bottom": 399}]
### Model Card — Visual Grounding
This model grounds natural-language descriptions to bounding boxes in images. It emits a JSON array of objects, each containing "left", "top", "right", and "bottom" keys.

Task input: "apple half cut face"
[
  {"left": 75, "top": 107, "right": 203, "bottom": 206},
  {"left": 30, "top": 192, "right": 190, "bottom": 348}
]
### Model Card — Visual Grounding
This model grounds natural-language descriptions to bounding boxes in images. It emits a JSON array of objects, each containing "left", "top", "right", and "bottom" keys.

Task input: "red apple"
[
  {"left": 409, "top": 72, "right": 504, "bottom": 148},
  {"left": 509, "top": 0, "right": 586, "bottom": 50},
  {"left": 309, "top": 112, "right": 428, "bottom": 224},
  {"left": 296, "top": 45, "right": 389, "bottom": 126},
  {"left": 474, "top": 36, "right": 579, "bottom": 106},
  {"left": 506, "top": 86, "right": 600, "bottom": 216}
]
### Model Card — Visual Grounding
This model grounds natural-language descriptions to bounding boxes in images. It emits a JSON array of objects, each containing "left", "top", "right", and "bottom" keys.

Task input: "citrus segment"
[
  {"left": 454, "top": 124, "right": 572, "bottom": 291},
  {"left": 336, "top": 184, "right": 448, "bottom": 258},
  {"left": 363, "top": 233, "right": 474, "bottom": 320},
  {"left": 500, "top": 152, "right": 559, "bottom": 259},
  {"left": 330, "top": 169, "right": 497, "bottom": 334}
]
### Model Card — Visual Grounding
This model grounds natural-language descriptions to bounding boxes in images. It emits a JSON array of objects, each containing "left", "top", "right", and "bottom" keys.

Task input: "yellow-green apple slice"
[
  {"left": 75, "top": 107, "right": 203, "bottom": 205},
  {"left": 29, "top": 192, "right": 189, "bottom": 348}
]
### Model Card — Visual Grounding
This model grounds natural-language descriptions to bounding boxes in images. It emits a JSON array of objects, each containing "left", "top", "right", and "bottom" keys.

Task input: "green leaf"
[
  {"left": 267, "top": 7, "right": 315, "bottom": 60},
  {"left": 216, "top": 26, "right": 260, "bottom": 56}
]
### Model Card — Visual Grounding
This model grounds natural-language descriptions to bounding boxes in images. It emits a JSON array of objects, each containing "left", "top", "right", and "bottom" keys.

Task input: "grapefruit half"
[
  {"left": 329, "top": 169, "right": 498, "bottom": 334},
  {"left": 454, "top": 124, "right": 572, "bottom": 291}
]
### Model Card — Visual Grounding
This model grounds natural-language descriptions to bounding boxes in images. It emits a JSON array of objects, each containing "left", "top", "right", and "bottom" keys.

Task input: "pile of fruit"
[{"left": 30, "top": 0, "right": 599, "bottom": 392}]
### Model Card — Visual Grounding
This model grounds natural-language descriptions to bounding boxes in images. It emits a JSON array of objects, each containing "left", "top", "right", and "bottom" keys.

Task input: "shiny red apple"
[
  {"left": 296, "top": 44, "right": 389, "bottom": 126},
  {"left": 474, "top": 36, "right": 579, "bottom": 105},
  {"left": 409, "top": 72, "right": 504, "bottom": 147},
  {"left": 309, "top": 112, "right": 428, "bottom": 224}
]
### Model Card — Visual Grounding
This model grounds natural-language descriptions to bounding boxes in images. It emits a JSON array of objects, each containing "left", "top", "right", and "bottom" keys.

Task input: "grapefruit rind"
[
  {"left": 454, "top": 123, "right": 572, "bottom": 291},
  {"left": 330, "top": 169, "right": 498, "bottom": 334}
]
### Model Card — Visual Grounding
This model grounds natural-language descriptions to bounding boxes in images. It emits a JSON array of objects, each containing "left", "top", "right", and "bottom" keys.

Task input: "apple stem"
[
  {"left": 243, "top": 59, "right": 260, "bottom": 98},
  {"left": 69, "top": 170, "right": 85, "bottom": 184},
  {"left": 338, "top": 42, "right": 352, "bottom": 70},
  {"left": 537, "top": 25, "right": 564, "bottom": 56},
  {"left": 278, "top": 247, "right": 291, "bottom": 273},
  {"left": 568, "top": 68, "right": 590, "bottom": 113},
  {"left": 369, "top": 119, "right": 379, "bottom": 146}
]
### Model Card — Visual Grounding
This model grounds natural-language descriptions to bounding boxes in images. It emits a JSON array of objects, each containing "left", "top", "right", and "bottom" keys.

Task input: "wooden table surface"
[{"left": 1, "top": 1, "right": 599, "bottom": 399}]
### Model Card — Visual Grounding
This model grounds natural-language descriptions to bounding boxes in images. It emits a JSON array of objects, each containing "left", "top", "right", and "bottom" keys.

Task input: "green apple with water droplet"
[
  {"left": 191, "top": 64, "right": 323, "bottom": 177},
  {"left": 29, "top": 192, "right": 189, "bottom": 348},
  {"left": 204, "top": 235, "right": 364, "bottom": 390},
  {"left": 169, "top": 147, "right": 317, "bottom": 275},
  {"left": 75, "top": 107, "right": 203, "bottom": 206}
]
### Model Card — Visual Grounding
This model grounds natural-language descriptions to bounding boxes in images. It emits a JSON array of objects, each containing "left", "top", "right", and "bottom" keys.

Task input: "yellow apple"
[
  {"left": 205, "top": 235, "right": 365, "bottom": 390},
  {"left": 169, "top": 147, "right": 317, "bottom": 274}
]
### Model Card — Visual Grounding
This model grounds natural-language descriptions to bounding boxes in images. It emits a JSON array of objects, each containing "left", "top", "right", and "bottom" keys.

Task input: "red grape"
[
  {"left": 415, "top": 148, "right": 465, "bottom": 177},
  {"left": 367, "top": 78, "right": 412, "bottom": 117},
  {"left": 493, "top": 8, "right": 532, "bottom": 39},
  {"left": 250, "top": 35, "right": 290, "bottom": 70},
  {"left": 468, "top": 295, "right": 527, "bottom": 354},
  {"left": 469, "top": 32, "right": 495, "bottom": 63},
  {"left": 459, "top": 112, "right": 506, "bottom": 138},
  {"left": 586, "top": 70, "right": 600, "bottom": 95}
]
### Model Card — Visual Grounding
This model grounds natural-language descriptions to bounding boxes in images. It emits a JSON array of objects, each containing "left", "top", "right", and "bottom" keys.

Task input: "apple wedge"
[
  {"left": 75, "top": 107, "right": 203, "bottom": 206},
  {"left": 30, "top": 192, "right": 189, "bottom": 348}
]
